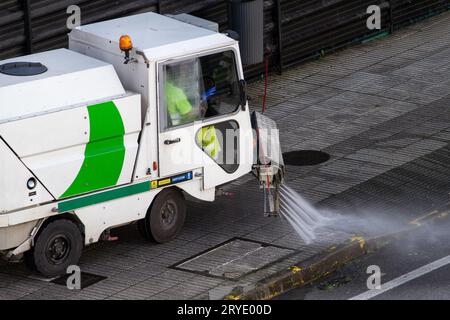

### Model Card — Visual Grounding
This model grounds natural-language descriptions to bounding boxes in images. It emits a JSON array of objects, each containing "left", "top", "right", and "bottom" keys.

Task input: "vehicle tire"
[
  {"left": 29, "top": 219, "right": 83, "bottom": 278},
  {"left": 137, "top": 219, "right": 148, "bottom": 239},
  {"left": 139, "top": 188, "right": 186, "bottom": 243},
  {"left": 24, "top": 251, "right": 36, "bottom": 271}
]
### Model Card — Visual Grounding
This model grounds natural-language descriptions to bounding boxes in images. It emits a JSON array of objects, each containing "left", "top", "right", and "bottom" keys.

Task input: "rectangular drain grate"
[
  {"left": 171, "top": 237, "right": 298, "bottom": 280},
  {"left": 52, "top": 272, "right": 107, "bottom": 289}
]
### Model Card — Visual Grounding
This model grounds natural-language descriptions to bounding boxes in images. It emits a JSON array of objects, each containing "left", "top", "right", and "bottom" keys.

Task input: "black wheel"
[
  {"left": 138, "top": 188, "right": 186, "bottom": 243},
  {"left": 137, "top": 218, "right": 148, "bottom": 239},
  {"left": 27, "top": 219, "right": 83, "bottom": 278}
]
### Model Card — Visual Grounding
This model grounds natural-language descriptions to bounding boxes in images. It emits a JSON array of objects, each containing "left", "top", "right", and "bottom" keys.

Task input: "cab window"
[{"left": 160, "top": 51, "right": 240, "bottom": 130}]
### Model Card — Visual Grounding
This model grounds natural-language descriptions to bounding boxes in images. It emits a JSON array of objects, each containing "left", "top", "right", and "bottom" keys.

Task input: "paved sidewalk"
[{"left": 1, "top": 11, "right": 450, "bottom": 300}]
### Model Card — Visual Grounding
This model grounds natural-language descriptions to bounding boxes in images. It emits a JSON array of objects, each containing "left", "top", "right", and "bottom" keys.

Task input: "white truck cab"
[
  {"left": 0, "top": 12, "right": 283, "bottom": 277},
  {"left": 69, "top": 11, "right": 255, "bottom": 193}
]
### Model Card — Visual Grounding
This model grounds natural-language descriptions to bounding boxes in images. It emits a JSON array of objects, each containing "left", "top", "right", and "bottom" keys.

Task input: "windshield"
[{"left": 160, "top": 50, "right": 240, "bottom": 130}]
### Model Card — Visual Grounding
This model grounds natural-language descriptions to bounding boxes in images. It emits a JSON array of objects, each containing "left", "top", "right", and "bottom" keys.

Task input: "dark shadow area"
[
  {"left": 52, "top": 272, "right": 107, "bottom": 289},
  {"left": 283, "top": 150, "right": 331, "bottom": 166}
]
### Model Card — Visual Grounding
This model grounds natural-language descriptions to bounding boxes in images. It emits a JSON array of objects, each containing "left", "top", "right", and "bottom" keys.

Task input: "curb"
[{"left": 226, "top": 207, "right": 448, "bottom": 300}]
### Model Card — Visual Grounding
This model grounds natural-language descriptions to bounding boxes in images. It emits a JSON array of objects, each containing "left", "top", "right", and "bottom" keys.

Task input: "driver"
[
  {"left": 165, "top": 81, "right": 195, "bottom": 126},
  {"left": 165, "top": 64, "right": 221, "bottom": 161}
]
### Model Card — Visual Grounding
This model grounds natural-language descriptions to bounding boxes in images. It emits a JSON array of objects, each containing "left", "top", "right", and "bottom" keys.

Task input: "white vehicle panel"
[
  {"left": 0, "top": 139, "right": 53, "bottom": 213},
  {"left": 75, "top": 190, "right": 159, "bottom": 244},
  {"left": 69, "top": 13, "right": 235, "bottom": 62},
  {"left": 0, "top": 94, "right": 142, "bottom": 200},
  {"left": 0, "top": 49, "right": 126, "bottom": 124},
  {"left": 73, "top": 12, "right": 215, "bottom": 52},
  {"left": 0, "top": 107, "right": 90, "bottom": 158},
  {"left": 158, "top": 122, "right": 205, "bottom": 178},
  {"left": 20, "top": 144, "right": 86, "bottom": 199}
]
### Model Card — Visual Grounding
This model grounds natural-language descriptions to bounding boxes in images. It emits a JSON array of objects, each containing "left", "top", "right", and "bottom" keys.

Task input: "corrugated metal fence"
[{"left": 0, "top": 0, "right": 449, "bottom": 79}]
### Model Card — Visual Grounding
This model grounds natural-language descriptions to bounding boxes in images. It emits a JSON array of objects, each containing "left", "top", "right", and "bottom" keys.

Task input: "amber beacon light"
[{"left": 119, "top": 35, "right": 133, "bottom": 63}]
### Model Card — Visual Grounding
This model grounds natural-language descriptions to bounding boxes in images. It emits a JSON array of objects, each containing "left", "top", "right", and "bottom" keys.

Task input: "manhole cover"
[
  {"left": 51, "top": 272, "right": 107, "bottom": 289},
  {"left": 283, "top": 150, "right": 330, "bottom": 166},
  {"left": 171, "top": 238, "right": 297, "bottom": 280}
]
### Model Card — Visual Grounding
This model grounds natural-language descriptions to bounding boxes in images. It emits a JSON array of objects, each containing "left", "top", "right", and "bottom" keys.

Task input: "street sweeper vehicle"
[{"left": 0, "top": 12, "right": 284, "bottom": 277}]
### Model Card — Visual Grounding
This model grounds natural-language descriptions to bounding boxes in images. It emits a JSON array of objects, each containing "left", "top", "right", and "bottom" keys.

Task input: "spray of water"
[
  {"left": 280, "top": 184, "right": 330, "bottom": 244},
  {"left": 280, "top": 183, "right": 449, "bottom": 251}
]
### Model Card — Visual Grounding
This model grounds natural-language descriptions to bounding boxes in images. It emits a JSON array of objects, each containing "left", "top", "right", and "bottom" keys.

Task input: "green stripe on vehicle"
[
  {"left": 61, "top": 101, "right": 126, "bottom": 198},
  {"left": 58, "top": 181, "right": 151, "bottom": 213}
]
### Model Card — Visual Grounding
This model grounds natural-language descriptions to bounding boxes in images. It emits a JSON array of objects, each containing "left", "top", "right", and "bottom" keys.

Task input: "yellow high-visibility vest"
[
  {"left": 165, "top": 82, "right": 192, "bottom": 126},
  {"left": 197, "top": 126, "right": 221, "bottom": 160}
]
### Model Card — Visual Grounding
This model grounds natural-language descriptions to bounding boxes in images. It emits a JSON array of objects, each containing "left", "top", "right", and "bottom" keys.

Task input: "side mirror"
[{"left": 239, "top": 79, "right": 248, "bottom": 111}]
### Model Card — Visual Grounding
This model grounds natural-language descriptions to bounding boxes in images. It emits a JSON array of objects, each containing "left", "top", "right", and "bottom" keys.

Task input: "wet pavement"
[{"left": 278, "top": 217, "right": 450, "bottom": 300}]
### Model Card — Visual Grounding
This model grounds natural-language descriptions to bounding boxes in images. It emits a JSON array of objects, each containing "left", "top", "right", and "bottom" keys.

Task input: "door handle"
[{"left": 164, "top": 138, "right": 181, "bottom": 145}]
